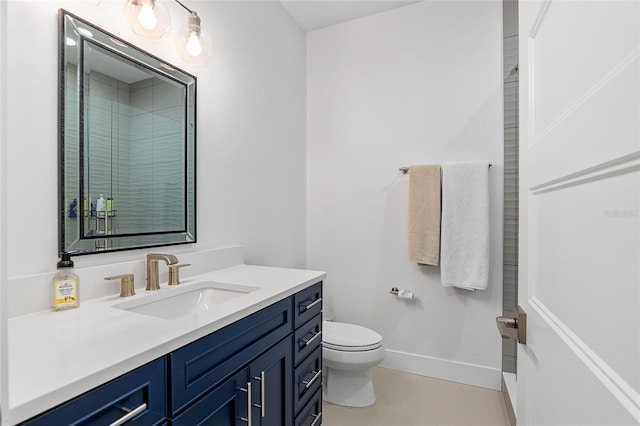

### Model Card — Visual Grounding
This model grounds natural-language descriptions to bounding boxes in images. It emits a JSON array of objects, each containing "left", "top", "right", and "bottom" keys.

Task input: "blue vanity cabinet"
[
  {"left": 20, "top": 357, "right": 167, "bottom": 426},
  {"left": 19, "top": 280, "right": 323, "bottom": 426}
]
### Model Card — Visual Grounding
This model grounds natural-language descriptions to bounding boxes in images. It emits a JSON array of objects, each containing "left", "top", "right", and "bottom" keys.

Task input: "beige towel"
[{"left": 408, "top": 165, "right": 441, "bottom": 265}]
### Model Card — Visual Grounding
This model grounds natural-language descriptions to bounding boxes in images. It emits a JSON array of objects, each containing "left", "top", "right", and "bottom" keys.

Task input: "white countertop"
[{"left": 8, "top": 264, "right": 325, "bottom": 425}]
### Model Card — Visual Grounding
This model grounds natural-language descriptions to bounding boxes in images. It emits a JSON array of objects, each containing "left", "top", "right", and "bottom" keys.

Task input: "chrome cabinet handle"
[
  {"left": 302, "top": 369, "right": 322, "bottom": 389},
  {"left": 252, "top": 372, "right": 266, "bottom": 418},
  {"left": 310, "top": 412, "right": 322, "bottom": 426},
  {"left": 302, "top": 330, "right": 322, "bottom": 347},
  {"left": 302, "top": 297, "right": 322, "bottom": 311},
  {"left": 239, "top": 382, "right": 252, "bottom": 425},
  {"left": 108, "top": 403, "right": 147, "bottom": 426}
]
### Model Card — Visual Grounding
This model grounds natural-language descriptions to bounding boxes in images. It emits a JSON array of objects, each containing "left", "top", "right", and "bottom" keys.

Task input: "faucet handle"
[
  {"left": 168, "top": 264, "right": 191, "bottom": 286},
  {"left": 105, "top": 274, "right": 135, "bottom": 297}
]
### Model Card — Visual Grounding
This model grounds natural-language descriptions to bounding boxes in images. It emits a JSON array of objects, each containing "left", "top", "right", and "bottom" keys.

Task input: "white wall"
[
  {"left": 307, "top": 1, "right": 504, "bottom": 389},
  {"left": 0, "top": 0, "right": 7, "bottom": 420},
  {"left": 5, "top": 1, "right": 306, "bottom": 276}
]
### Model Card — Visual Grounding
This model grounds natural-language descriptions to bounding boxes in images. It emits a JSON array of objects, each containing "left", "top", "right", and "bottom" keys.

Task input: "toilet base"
[{"left": 323, "top": 366, "right": 376, "bottom": 407}]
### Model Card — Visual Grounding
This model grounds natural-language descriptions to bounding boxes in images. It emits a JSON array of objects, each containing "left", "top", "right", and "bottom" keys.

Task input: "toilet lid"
[{"left": 323, "top": 321, "right": 382, "bottom": 351}]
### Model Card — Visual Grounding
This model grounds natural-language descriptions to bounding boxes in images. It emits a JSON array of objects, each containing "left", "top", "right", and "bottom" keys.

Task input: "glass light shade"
[
  {"left": 176, "top": 23, "right": 212, "bottom": 66},
  {"left": 124, "top": 0, "right": 170, "bottom": 41}
]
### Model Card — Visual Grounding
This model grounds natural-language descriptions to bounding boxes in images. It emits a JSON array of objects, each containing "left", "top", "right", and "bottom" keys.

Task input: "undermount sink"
[{"left": 113, "top": 281, "right": 259, "bottom": 320}]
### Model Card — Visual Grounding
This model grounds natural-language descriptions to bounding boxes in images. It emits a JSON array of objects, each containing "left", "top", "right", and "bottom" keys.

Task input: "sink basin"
[{"left": 113, "top": 281, "right": 259, "bottom": 320}]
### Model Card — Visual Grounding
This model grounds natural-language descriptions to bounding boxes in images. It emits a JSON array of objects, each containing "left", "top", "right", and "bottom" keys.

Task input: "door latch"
[{"left": 496, "top": 305, "right": 527, "bottom": 344}]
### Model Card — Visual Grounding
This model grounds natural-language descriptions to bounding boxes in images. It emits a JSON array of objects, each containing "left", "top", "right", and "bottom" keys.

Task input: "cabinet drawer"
[
  {"left": 170, "top": 297, "right": 292, "bottom": 414},
  {"left": 295, "top": 388, "right": 322, "bottom": 426},
  {"left": 22, "top": 358, "right": 167, "bottom": 426},
  {"left": 294, "top": 313, "right": 322, "bottom": 366},
  {"left": 294, "top": 281, "right": 322, "bottom": 327},
  {"left": 294, "top": 345, "right": 322, "bottom": 415}
]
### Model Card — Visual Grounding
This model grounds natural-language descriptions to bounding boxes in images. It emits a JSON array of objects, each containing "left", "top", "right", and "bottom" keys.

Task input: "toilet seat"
[{"left": 323, "top": 321, "right": 382, "bottom": 351}]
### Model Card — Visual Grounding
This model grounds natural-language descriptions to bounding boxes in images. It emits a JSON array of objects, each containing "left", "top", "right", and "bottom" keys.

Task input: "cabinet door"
[
  {"left": 172, "top": 369, "right": 251, "bottom": 426},
  {"left": 249, "top": 336, "right": 293, "bottom": 426}
]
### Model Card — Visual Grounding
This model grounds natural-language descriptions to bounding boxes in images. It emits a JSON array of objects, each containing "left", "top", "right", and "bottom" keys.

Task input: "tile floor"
[{"left": 322, "top": 367, "right": 510, "bottom": 426}]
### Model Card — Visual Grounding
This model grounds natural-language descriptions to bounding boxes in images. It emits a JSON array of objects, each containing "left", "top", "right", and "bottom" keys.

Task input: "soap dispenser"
[{"left": 52, "top": 253, "right": 80, "bottom": 311}]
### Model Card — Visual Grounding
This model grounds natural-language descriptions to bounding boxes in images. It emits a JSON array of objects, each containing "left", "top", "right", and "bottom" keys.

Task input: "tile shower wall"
[
  {"left": 128, "top": 77, "right": 184, "bottom": 237},
  {"left": 85, "top": 71, "right": 132, "bottom": 237},
  {"left": 502, "top": 0, "right": 519, "bottom": 374},
  {"left": 68, "top": 72, "right": 185, "bottom": 245}
]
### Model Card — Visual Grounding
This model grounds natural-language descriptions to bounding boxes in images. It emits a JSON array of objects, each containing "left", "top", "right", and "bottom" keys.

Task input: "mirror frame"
[{"left": 59, "top": 9, "right": 197, "bottom": 256}]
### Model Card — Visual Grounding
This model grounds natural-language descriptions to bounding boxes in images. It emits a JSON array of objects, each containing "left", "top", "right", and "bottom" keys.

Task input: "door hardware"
[{"left": 496, "top": 305, "right": 527, "bottom": 344}]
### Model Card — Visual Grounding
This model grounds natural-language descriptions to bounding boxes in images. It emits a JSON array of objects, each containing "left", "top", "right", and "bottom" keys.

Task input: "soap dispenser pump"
[{"left": 52, "top": 253, "right": 80, "bottom": 311}]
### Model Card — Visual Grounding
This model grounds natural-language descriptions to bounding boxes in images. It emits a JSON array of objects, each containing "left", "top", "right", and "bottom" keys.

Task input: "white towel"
[{"left": 440, "top": 161, "right": 490, "bottom": 290}]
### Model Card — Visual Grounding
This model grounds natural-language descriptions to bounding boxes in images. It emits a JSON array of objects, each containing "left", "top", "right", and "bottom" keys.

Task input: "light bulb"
[
  {"left": 177, "top": 11, "right": 211, "bottom": 65},
  {"left": 125, "top": 0, "right": 169, "bottom": 40},
  {"left": 138, "top": 3, "right": 158, "bottom": 30},
  {"left": 186, "top": 32, "right": 202, "bottom": 57}
]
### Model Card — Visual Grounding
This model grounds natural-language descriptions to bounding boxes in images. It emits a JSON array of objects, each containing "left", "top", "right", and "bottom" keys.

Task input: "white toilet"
[{"left": 322, "top": 320, "right": 385, "bottom": 407}]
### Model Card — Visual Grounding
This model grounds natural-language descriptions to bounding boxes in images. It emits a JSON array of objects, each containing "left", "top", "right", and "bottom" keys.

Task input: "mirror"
[{"left": 59, "top": 10, "right": 196, "bottom": 255}]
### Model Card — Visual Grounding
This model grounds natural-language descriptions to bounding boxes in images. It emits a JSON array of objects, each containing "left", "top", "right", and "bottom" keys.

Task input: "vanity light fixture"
[
  {"left": 125, "top": 0, "right": 171, "bottom": 40},
  {"left": 174, "top": 1, "right": 212, "bottom": 66},
  {"left": 125, "top": 0, "right": 211, "bottom": 65}
]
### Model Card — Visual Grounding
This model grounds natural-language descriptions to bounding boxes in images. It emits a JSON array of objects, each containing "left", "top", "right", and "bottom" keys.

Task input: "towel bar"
[{"left": 399, "top": 164, "right": 492, "bottom": 174}]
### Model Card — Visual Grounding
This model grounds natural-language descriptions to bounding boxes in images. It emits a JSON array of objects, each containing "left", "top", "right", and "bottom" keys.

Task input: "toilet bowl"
[{"left": 322, "top": 320, "right": 384, "bottom": 407}]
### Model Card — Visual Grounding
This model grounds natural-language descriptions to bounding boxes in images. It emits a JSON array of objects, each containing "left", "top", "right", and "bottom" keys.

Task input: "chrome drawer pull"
[
  {"left": 310, "top": 412, "right": 322, "bottom": 426},
  {"left": 260, "top": 371, "right": 265, "bottom": 418},
  {"left": 239, "top": 382, "right": 252, "bottom": 425},
  {"left": 302, "top": 330, "right": 322, "bottom": 347},
  {"left": 253, "top": 371, "right": 266, "bottom": 418},
  {"left": 302, "top": 297, "right": 322, "bottom": 311},
  {"left": 302, "top": 369, "right": 322, "bottom": 389},
  {"left": 108, "top": 403, "right": 147, "bottom": 426}
]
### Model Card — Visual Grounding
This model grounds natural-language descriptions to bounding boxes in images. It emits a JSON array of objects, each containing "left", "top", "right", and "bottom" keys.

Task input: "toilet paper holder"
[{"left": 389, "top": 287, "right": 415, "bottom": 299}]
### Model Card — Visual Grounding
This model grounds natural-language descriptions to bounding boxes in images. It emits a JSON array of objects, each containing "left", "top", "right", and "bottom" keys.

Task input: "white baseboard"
[{"left": 379, "top": 349, "right": 502, "bottom": 391}]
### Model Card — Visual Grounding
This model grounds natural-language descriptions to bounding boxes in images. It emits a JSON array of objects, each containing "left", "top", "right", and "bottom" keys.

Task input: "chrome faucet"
[{"left": 146, "top": 253, "right": 179, "bottom": 291}]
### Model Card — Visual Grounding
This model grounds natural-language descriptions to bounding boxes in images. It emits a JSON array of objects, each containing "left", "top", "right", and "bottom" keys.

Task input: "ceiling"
[{"left": 280, "top": 1, "right": 421, "bottom": 32}]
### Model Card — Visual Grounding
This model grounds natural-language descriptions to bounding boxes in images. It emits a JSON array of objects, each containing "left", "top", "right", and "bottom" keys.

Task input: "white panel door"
[{"left": 518, "top": 0, "right": 640, "bottom": 425}]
